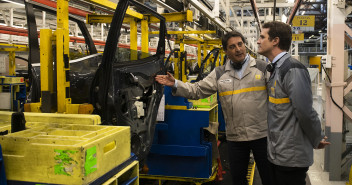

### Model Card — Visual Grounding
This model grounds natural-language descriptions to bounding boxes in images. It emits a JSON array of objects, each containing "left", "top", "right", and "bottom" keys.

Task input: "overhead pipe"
[
  {"left": 287, "top": 0, "right": 303, "bottom": 25},
  {"left": 249, "top": 0, "right": 262, "bottom": 32},
  {"left": 0, "top": 25, "right": 28, "bottom": 34}
]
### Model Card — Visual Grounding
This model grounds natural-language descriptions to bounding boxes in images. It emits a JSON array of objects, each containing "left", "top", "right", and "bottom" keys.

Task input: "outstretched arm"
[{"left": 155, "top": 72, "right": 175, "bottom": 87}]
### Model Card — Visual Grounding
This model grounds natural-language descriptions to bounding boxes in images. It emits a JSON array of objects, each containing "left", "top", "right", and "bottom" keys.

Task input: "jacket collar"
[
  {"left": 224, "top": 56, "right": 255, "bottom": 79},
  {"left": 268, "top": 53, "right": 291, "bottom": 82},
  {"left": 275, "top": 53, "right": 291, "bottom": 68},
  {"left": 242, "top": 57, "right": 256, "bottom": 78}
]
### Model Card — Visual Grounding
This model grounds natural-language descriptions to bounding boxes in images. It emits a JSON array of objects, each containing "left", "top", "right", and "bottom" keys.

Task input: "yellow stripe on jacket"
[
  {"left": 269, "top": 96, "right": 290, "bottom": 104},
  {"left": 219, "top": 86, "right": 267, "bottom": 96}
]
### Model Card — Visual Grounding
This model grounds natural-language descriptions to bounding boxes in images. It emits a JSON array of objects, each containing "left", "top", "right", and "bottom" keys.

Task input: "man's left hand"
[{"left": 316, "top": 136, "right": 331, "bottom": 149}]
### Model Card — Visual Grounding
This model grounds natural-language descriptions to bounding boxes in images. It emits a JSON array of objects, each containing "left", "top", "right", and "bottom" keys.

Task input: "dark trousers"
[
  {"left": 269, "top": 162, "right": 309, "bottom": 185},
  {"left": 228, "top": 137, "right": 270, "bottom": 185}
]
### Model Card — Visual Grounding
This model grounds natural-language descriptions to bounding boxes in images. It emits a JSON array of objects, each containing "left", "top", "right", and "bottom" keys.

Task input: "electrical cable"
[
  {"left": 320, "top": 61, "right": 343, "bottom": 111},
  {"left": 167, "top": 34, "right": 172, "bottom": 52}
]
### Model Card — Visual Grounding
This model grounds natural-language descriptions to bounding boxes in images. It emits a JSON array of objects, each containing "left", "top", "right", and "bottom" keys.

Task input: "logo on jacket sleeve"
[
  {"left": 255, "top": 75, "right": 261, "bottom": 80},
  {"left": 271, "top": 80, "right": 276, "bottom": 96},
  {"left": 271, "top": 87, "right": 275, "bottom": 96},
  {"left": 219, "top": 79, "right": 232, "bottom": 83}
]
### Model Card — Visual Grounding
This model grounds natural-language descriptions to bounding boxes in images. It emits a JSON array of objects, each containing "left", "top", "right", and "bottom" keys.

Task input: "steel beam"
[
  {"left": 82, "top": 0, "right": 143, "bottom": 19},
  {"left": 87, "top": 10, "right": 193, "bottom": 24},
  {"left": 187, "top": 0, "right": 230, "bottom": 32},
  {"left": 230, "top": 2, "right": 294, "bottom": 8},
  {"left": 249, "top": 0, "right": 262, "bottom": 31},
  {"left": 287, "top": 0, "right": 303, "bottom": 25}
]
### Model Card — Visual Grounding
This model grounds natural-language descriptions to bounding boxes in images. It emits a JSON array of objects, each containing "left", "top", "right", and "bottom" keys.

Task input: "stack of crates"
[
  {"left": 0, "top": 123, "right": 131, "bottom": 184},
  {"left": 0, "top": 111, "right": 139, "bottom": 185},
  {"left": 0, "top": 111, "right": 101, "bottom": 135}
]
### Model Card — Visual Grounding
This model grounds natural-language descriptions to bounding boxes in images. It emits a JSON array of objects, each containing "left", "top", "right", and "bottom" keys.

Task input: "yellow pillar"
[
  {"left": 8, "top": 51, "right": 15, "bottom": 76},
  {"left": 40, "top": 29, "right": 53, "bottom": 93},
  {"left": 56, "top": 0, "right": 70, "bottom": 113},
  {"left": 130, "top": 18, "right": 138, "bottom": 60},
  {"left": 141, "top": 17, "right": 149, "bottom": 59}
]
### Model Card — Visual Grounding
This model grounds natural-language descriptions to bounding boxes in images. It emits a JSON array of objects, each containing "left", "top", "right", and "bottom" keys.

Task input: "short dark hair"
[
  {"left": 222, "top": 31, "right": 246, "bottom": 51},
  {"left": 262, "top": 21, "right": 292, "bottom": 51}
]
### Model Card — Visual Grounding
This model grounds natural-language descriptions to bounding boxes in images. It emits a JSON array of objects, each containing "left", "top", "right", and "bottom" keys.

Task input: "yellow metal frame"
[
  {"left": 141, "top": 17, "right": 149, "bottom": 59},
  {"left": 140, "top": 164, "right": 217, "bottom": 185},
  {"left": 130, "top": 18, "right": 138, "bottom": 60},
  {"left": 83, "top": 0, "right": 143, "bottom": 19},
  {"left": 86, "top": 10, "right": 192, "bottom": 24},
  {"left": 0, "top": 48, "right": 29, "bottom": 52},
  {"left": 149, "top": 10, "right": 192, "bottom": 23},
  {"left": 40, "top": 29, "right": 53, "bottom": 94},
  {"left": 0, "top": 43, "right": 27, "bottom": 48},
  {"left": 56, "top": 0, "right": 70, "bottom": 113},
  {"left": 0, "top": 47, "right": 29, "bottom": 52},
  {"left": 0, "top": 47, "right": 28, "bottom": 76},
  {"left": 25, "top": 0, "right": 94, "bottom": 114},
  {"left": 8, "top": 51, "right": 15, "bottom": 76}
]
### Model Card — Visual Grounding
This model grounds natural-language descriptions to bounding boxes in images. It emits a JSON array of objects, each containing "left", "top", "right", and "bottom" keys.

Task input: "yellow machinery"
[
  {"left": 0, "top": 45, "right": 29, "bottom": 112},
  {"left": 86, "top": 10, "right": 224, "bottom": 83},
  {"left": 24, "top": 0, "right": 93, "bottom": 114},
  {"left": 0, "top": 44, "right": 29, "bottom": 76}
]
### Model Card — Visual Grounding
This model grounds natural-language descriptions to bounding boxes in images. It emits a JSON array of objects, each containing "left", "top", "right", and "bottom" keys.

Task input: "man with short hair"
[
  {"left": 257, "top": 21, "right": 330, "bottom": 185},
  {"left": 156, "top": 31, "right": 270, "bottom": 185}
]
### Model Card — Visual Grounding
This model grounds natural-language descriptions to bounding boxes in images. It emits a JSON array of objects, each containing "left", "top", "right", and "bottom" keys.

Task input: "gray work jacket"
[
  {"left": 174, "top": 56, "right": 268, "bottom": 142},
  {"left": 267, "top": 53, "right": 324, "bottom": 167}
]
